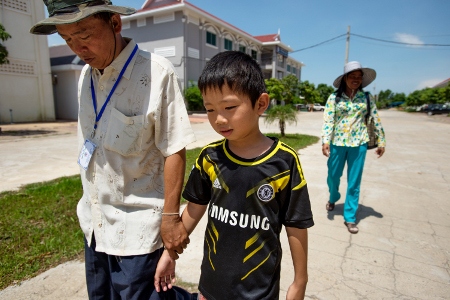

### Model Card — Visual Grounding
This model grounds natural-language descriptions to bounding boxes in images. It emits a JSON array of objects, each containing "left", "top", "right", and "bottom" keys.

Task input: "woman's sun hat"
[
  {"left": 30, "top": 0, "right": 136, "bottom": 35},
  {"left": 333, "top": 61, "right": 376, "bottom": 88}
]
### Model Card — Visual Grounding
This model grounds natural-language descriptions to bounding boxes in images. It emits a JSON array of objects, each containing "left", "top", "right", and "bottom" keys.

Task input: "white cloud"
[
  {"left": 394, "top": 33, "right": 424, "bottom": 47},
  {"left": 416, "top": 79, "right": 443, "bottom": 91}
]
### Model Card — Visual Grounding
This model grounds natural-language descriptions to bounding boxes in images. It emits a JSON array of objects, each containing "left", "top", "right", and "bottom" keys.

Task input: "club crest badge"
[{"left": 257, "top": 184, "right": 274, "bottom": 202}]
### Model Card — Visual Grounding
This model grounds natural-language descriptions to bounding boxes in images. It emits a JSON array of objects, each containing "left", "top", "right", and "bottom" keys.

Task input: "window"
[
  {"left": 251, "top": 50, "right": 257, "bottom": 59},
  {"left": 239, "top": 45, "right": 246, "bottom": 53},
  {"left": 224, "top": 38, "right": 233, "bottom": 51},
  {"left": 292, "top": 67, "right": 297, "bottom": 75},
  {"left": 287, "top": 65, "right": 291, "bottom": 72},
  {"left": 206, "top": 32, "right": 217, "bottom": 46}
]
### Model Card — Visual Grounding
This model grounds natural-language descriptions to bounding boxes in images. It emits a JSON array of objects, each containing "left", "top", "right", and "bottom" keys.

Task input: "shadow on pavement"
[
  {"left": 327, "top": 203, "right": 383, "bottom": 223},
  {"left": 0, "top": 129, "right": 56, "bottom": 136}
]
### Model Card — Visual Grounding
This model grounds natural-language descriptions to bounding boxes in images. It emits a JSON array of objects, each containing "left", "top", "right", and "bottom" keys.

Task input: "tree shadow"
[{"left": 327, "top": 203, "right": 383, "bottom": 224}]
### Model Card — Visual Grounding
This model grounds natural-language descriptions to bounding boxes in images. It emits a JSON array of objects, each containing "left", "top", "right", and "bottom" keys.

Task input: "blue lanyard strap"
[{"left": 90, "top": 44, "right": 138, "bottom": 137}]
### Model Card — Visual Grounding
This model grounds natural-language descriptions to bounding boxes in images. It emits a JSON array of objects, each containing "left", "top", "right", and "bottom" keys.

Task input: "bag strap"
[{"left": 365, "top": 91, "right": 370, "bottom": 124}]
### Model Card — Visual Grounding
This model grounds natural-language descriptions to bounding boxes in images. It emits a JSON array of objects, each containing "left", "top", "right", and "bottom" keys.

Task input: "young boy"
[{"left": 159, "top": 51, "right": 314, "bottom": 299}]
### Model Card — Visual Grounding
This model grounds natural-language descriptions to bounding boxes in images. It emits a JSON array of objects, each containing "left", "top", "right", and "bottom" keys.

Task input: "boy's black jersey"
[{"left": 182, "top": 137, "right": 314, "bottom": 300}]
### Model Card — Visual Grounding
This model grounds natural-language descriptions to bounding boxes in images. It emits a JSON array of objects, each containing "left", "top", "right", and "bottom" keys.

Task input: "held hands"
[
  {"left": 322, "top": 144, "right": 330, "bottom": 157},
  {"left": 160, "top": 215, "right": 190, "bottom": 260},
  {"left": 154, "top": 249, "right": 176, "bottom": 292}
]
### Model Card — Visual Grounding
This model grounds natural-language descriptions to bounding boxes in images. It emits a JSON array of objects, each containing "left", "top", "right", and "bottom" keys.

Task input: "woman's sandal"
[
  {"left": 344, "top": 222, "right": 359, "bottom": 234},
  {"left": 326, "top": 202, "right": 335, "bottom": 211}
]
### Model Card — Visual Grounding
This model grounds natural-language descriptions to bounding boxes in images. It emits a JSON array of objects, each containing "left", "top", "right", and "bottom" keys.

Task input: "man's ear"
[
  {"left": 256, "top": 93, "right": 270, "bottom": 115},
  {"left": 111, "top": 14, "right": 122, "bottom": 33}
]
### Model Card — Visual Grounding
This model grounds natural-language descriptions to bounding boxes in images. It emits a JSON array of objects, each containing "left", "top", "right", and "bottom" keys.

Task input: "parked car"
[
  {"left": 293, "top": 103, "right": 308, "bottom": 111},
  {"left": 313, "top": 103, "right": 325, "bottom": 111},
  {"left": 424, "top": 104, "right": 450, "bottom": 115}
]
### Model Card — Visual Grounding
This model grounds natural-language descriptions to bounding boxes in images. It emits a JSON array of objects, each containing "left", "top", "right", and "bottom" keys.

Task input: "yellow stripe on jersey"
[
  {"left": 206, "top": 220, "right": 219, "bottom": 271},
  {"left": 200, "top": 154, "right": 230, "bottom": 193},
  {"left": 245, "top": 232, "right": 261, "bottom": 249},
  {"left": 205, "top": 237, "right": 215, "bottom": 271},
  {"left": 207, "top": 220, "right": 219, "bottom": 253},
  {"left": 279, "top": 143, "right": 307, "bottom": 190},
  {"left": 241, "top": 250, "right": 274, "bottom": 281},
  {"left": 243, "top": 239, "right": 267, "bottom": 263},
  {"left": 223, "top": 140, "right": 283, "bottom": 166},
  {"left": 246, "top": 170, "right": 290, "bottom": 198}
]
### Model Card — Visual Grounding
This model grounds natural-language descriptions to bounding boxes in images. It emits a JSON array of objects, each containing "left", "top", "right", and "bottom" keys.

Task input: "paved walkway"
[{"left": 0, "top": 111, "right": 449, "bottom": 299}]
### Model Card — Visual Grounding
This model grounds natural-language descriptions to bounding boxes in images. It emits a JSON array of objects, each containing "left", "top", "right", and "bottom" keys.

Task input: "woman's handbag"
[{"left": 364, "top": 92, "right": 378, "bottom": 150}]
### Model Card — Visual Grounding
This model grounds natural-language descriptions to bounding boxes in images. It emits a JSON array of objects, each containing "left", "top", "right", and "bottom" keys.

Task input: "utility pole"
[{"left": 345, "top": 26, "right": 350, "bottom": 64}]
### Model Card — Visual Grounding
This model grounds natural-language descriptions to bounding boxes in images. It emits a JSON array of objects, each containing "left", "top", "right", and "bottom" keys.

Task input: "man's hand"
[{"left": 160, "top": 215, "right": 189, "bottom": 257}]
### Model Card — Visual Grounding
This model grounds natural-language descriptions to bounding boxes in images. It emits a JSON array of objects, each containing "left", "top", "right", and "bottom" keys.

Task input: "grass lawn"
[{"left": 0, "top": 133, "right": 318, "bottom": 290}]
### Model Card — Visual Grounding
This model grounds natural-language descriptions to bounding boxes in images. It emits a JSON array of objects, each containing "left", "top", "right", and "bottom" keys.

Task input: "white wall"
[
  {"left": 52, "top": 65, "right": 82, "bottom": 121},
  {"left": 0, "top": 0, "right": 55, "bottom": 123}
]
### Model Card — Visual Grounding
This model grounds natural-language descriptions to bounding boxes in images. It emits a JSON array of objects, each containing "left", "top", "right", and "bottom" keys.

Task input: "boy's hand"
[
  {"left": 286, "top": 281, "right": 305, "bottom": 300},
  {"left": 154, "top": 249, "right": 177, "bottom": 292}
]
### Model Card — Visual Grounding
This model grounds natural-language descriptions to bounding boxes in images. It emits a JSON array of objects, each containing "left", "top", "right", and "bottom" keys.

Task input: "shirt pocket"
[{"left": 103, "top": 107, "right": 144, "bottom": 156}]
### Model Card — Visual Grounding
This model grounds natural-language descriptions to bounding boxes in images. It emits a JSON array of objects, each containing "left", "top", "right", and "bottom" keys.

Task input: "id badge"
[{"left": 78, "top": 139, "right": 97, "bottom": 170}]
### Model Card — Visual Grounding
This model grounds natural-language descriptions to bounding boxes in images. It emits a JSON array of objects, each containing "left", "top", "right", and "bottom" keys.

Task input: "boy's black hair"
[
  {"left": 335, "top": 70, "right": 364, "bottom": 98},
  {"left": 198, "top": 51, "right": 267, "bottom": 107}
]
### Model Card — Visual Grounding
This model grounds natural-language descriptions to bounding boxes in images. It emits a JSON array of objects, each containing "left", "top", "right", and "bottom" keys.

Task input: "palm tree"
[{"left": 264, "top": 105, "right": 297, "bottom": 137}]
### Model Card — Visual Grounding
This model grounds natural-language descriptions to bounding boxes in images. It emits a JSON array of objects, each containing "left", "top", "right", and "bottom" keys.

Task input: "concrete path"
[{"left": 0, "top": 110, "right": 449, "bottom": 299}]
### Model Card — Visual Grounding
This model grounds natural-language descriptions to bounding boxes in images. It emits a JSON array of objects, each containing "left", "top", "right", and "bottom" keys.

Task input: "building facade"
[
  {"left": 0, "top": 0, "right": 55, "bottom": 124},
  {"left": 121, "top": 0, "right": 304, "bottom": 90},
  {"left": 48, "top": 0, "right": 305, "bottom": 120}
]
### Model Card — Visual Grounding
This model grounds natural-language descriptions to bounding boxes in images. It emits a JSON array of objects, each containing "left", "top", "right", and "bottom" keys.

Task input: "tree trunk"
[{"left": 279, "top": 120, "right": 285, "bottom": 137}]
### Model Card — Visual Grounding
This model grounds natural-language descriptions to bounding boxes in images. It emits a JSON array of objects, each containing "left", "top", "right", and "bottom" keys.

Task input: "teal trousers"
[{"left": 327, "top": 143, "right": 367, "bottom": 223}]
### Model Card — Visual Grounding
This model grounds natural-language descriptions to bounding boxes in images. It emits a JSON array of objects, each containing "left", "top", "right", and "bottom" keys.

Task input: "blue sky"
[{"left": 47, "top": 0, "right": 450, "bottom": 95}]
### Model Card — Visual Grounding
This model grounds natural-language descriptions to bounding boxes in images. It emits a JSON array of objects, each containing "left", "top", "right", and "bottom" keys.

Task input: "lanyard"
[{"left": 90, "top": 44, "right": 138, "bottom": 138}]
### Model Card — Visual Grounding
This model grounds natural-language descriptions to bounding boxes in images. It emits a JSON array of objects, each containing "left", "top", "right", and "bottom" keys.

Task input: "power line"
[
  {"left": 291, "top": 34, "right": 346, "bottom": 53},
  {"left": 292, "top": 32, "right": 450, "bottom": 53},
  {"left": 351, "top": 33, "right": 450, "bottom": 47}
]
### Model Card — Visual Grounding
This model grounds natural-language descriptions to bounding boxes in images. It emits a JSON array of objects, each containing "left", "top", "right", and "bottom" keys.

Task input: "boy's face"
[{"left": 203, "top": 85, "right": 268, "bottom": 142}]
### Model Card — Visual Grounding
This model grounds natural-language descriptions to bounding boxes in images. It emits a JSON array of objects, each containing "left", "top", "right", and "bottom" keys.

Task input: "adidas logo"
[{"left": 213, "top": 178, "right": 222, "bottom": 189}]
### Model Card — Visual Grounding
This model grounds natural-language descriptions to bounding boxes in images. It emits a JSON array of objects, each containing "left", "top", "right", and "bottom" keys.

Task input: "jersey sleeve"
[
  {"left": 280, "top": 148, "right": 314, "bottom": 229},
  {"left": 182, "top": 152, "right": 212, "bottom": 205}
]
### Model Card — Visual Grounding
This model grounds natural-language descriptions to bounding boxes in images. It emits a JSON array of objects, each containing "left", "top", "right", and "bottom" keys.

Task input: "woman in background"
[{"left": 321, "top": 61, "right": 386, "bottom": 234}]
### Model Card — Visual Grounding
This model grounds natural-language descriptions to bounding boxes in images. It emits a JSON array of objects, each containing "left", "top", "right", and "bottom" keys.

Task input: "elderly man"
[{"left": 31, "top": 1, "right": 196, "bottom": 298}]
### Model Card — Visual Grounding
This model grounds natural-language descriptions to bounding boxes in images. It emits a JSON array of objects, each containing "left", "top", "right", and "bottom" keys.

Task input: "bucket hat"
[
  {"left": 30, "top": 0, "right": 136, "bottom": 35},
  {"left": 333, "top": 61, "right": 376, "bottom": 88}
]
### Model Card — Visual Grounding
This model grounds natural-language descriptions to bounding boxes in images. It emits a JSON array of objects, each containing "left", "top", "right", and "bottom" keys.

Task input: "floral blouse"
[{"left": 321, "top": 91, "right": 386, "bottom": 147}]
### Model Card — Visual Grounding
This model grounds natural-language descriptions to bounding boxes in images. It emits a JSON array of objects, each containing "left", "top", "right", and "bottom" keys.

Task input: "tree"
[
  {"left": 299, "top": 80, "right": 321, "bottom": 105},
  {"left": 405, "top": 90, "right": 422, "bottom": 107},
  {"left": 264, "top": 105, "right": 297, "bottom": 137},
  {"left": 280, "top": 75, "right": 301, "bottom": 105},
  {"left": 0, "top": 23, "right": 12, "bottom": 65},
  {"left": 184, "top": 82, "right": 204, "bottom": 111},
  {"left": 265, "top": 78, "right": 285, "bottom": 106},
  {"left": 316, "top": 83, "right": 334, "bottom": 104}
]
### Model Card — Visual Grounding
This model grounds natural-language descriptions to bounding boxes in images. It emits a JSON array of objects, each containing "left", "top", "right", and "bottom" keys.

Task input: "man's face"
[{"left": 56, "top": 15, "right": 118, "bottom": 70}]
